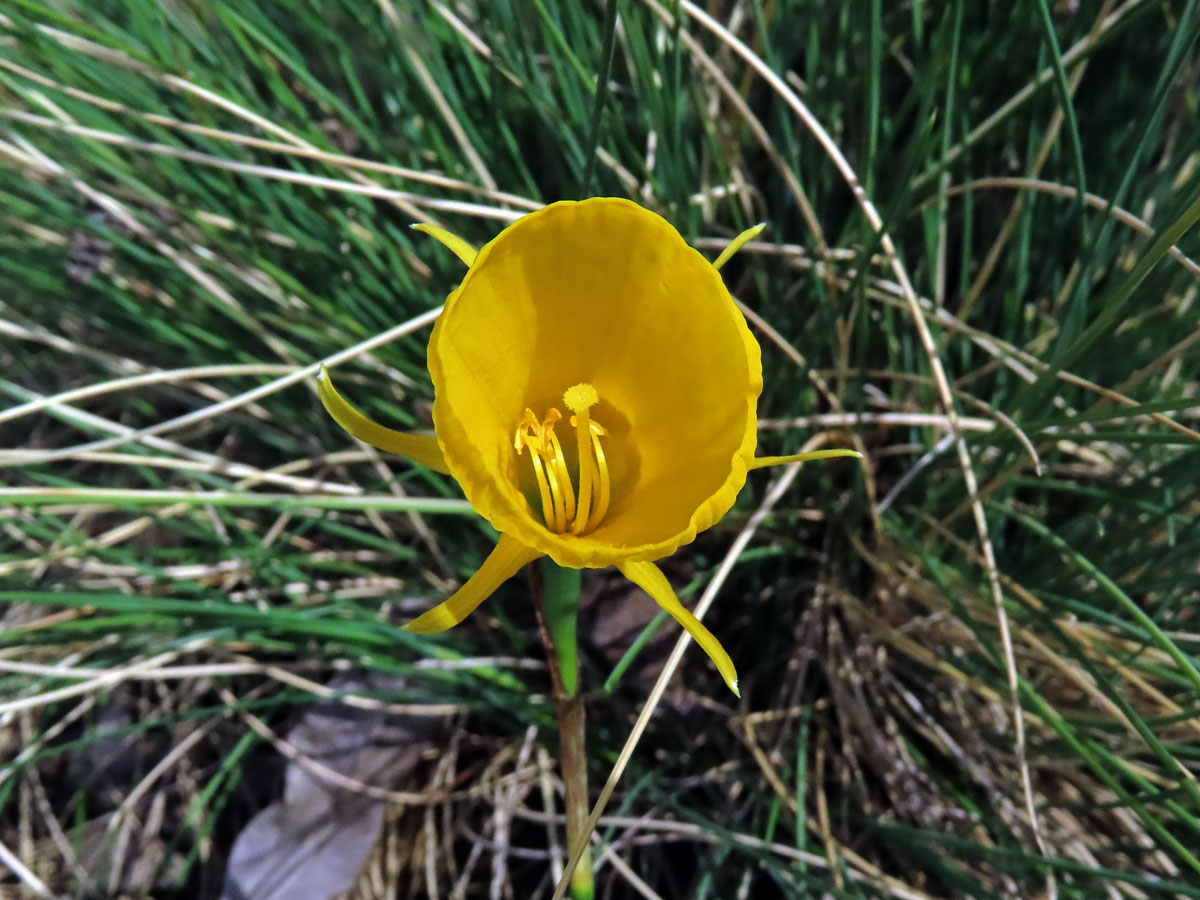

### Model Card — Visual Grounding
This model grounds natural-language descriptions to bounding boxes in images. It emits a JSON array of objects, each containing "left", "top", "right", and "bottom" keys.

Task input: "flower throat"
[{"left": 514, "top": 383, "right": 611, "bottom": 535}]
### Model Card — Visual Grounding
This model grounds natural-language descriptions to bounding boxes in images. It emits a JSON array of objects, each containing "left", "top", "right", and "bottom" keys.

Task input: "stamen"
[
  {"left": 541, "top": 410, "right": 576, "bottom": 526},
  {"left": 514, "top": 410, "right": 557, "bottom": 531},
  {"left": 587, "top": 426, "right": 610, "bottom": 531},
  {"left": 529, "top": 452, "right": 559, "bottom": 531},
  {"left": 515, "top": 384, "right": 613, "bottom": 536},
  {"left": 565, "top": 384, "right": 597, "bottom": 534}
]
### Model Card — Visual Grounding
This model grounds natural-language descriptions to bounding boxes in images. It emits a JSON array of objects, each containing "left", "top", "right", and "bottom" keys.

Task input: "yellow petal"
[
  {"left": 405, "top": 535, "right": 540, "bottom": 633},
  {"left": 617, "top": 559, "right": 740, "bottom": 697},
  {"left": 429, "top": 198, "right": 762, "bottom": 568},
  {"left": 712, "top": 222, "right": 766, "bottom": 271},
  {"left": 317, "top": 366, "right": 450, "bottom": 474},
  {"left": 749, "top": 448, "right": 863, "bottom": 470},
  {"left": 411, "top": 223, "right": 478, "bottom": 266}
]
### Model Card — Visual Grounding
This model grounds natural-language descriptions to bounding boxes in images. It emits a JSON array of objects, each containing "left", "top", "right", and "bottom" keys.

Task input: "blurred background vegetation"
[{"left": 2, "top": 0, "right": 1200, "bottom": 897}]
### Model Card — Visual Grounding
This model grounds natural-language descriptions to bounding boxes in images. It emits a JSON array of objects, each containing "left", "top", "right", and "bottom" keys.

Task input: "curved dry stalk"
[
  {"left": 16, "top": 18, "right": 483, "bottom": 227},
  {"left": 0, "top": 363, "right": 296, "bottom": 427},
  {"left": 1, "top": 110, "right": 525, "bottom": 222},
  {"left": 0, "top": 448, "right": 363, "bottom": 481},
  {"left": 0, "top": 487, "right": 468, "bottom": 513},
  {"left": 374, "top": 0, "right": 497, "bottom": 192},
  {"left": 861, "top": 278, "right": 1200, "bottom": 443},
  {"left": 732, "top": 298, "right": 879, "bottom": 528},
  {"left": 0, "top": 381, "right": 359, "bottom": 494},
  {"left": 735, "top": 299, "right": 841, "bottom": 411},
  {"left": 0, "top": 648, "right": 187, "bottom": 716},
  {"left": 759, "top": 411, "right": 995, "bottom": 432},
  {"left": 525, "top": 808, "right": 946, "bottom": 900},
  {"left": 0, "top": 58, "right": 538, "bottom": 210},
  {"left": 692, "top": 238, "right": 857, "bottom": 262},
  {"left": 943, "top": 176, "right": 1200, "bottom": 279},
  {"left": 790, "top": 255, "right": 1197, "bottom": 446},
  {"left": 0, "top": 307, "right": 442, "bottom": 466},
  {"left": 0, "top": 133, "right": 299, "bottom": 363},
  {"left": 954, "top": 0, "right": 1116, "bottom": 322},
  {"left": 664, "top": 1, "right": 1053, "bottom": 883},
  {"left": 430, "top": 2, "right": 522, "bottom": 87},
  {"left": 909, "top": 0, "right": 1147, "bottom": 193},
  {"left": 216, "top": 685, "right": 537, "bottom": 807},
  {"left": 0, "top": 489, "right": 468, "bottom": 579},
  {"left": 766, "top": 373, "right": 1043, "bottom": 478},
  {"left": 0, "top": 836, "right": 63, "bottom": 900},
  {"left": 643, "top": 0, "right": 826, "bottom": 252}
]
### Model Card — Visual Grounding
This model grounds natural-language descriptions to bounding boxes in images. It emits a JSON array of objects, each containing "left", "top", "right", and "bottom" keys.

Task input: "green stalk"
[{"left": 530, "top": 560, "right": 594, "bottom": 900}]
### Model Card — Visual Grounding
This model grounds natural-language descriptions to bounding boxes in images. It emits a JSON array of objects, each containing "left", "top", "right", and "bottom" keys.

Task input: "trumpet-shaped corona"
[{"left": 316, "top": 198, "right": 862, "bottom": 696}]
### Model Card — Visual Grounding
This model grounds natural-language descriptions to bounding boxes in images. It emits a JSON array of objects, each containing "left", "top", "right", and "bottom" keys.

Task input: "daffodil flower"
[{"left": 318, "top": 198, "right": 860, "bottom": 696}]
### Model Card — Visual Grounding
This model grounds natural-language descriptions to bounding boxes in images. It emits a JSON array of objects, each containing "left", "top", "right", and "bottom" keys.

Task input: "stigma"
[{"left": 514, "top": 383, "right": 611, "bottom": 535}]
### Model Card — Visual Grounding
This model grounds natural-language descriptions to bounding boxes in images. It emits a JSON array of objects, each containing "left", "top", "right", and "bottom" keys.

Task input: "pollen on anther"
[{"left": 563, "top": 382, "right": 598, "bottom": 413}]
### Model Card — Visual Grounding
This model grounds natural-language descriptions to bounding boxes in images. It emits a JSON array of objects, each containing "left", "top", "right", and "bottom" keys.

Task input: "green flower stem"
[
  {"left": 530, "top": 560, "right": 594, "bottom": 900},
  {"left": 541, "top": 561, "right": 582, "bottom": 696}
]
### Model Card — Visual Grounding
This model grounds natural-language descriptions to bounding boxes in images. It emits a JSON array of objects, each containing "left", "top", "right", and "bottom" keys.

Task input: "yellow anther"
[
  {"left": 514, "top": 408, "right": 543, "bottom": 452},
  {"left": 515, "top": 385, "right": 613, "bottom": 536},
  {"left": 515, "top": 409, "right": 556, "bottom": 529}
]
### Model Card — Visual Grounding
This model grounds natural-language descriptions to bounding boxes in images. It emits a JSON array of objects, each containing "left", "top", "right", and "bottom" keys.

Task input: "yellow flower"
[{"left": 318, "top": 198, "right": 860, "bottom": 696}]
